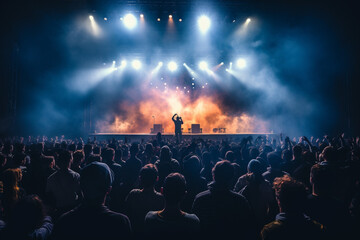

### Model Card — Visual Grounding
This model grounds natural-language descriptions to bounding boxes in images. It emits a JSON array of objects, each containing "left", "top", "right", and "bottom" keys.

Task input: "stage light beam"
[
  {"left": 123, "top": 14, "right": 137, "bottom": 29},
  {"left": 88, "top": 15, "right": 101, "bottom": 36},
  {"left": 198, "top": 15, "right": 211, "bottom": 33}
]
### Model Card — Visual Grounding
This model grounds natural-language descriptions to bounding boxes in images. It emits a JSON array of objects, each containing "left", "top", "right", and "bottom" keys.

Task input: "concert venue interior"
[
  {"left": 1, "top": 0, "right": 359, "bottom": 137},
  {"left": 2, "top": 1, "right": 360, "bottom": 240}
]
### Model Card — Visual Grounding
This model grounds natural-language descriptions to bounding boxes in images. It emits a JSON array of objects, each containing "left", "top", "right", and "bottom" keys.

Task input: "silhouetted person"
[
  {"left": 172, "top": 113, "right": 183, "bottom": 143},
  {"left": 192, "top": 160, "right": 256, "bottom": 240},
  {"left": 181, "top": 156, "right": 208, "bottom": 212},
  {"left": 71, "top": 150, "right": 84, "bottom": 174},
  {"left": 125, "top": 164, "right": 164, "bottom": 237},
  {"left": 234, "top": 159, "right": 277, "bottom": 231},
  {"left": 263, "top": 152, "right": 289, "bottom": 184},
  {"left": 46, "top": 150, "right": 81, "bottom": 215},
  {"left": 200, "top": 151, "right": 213, "bottom": 183},
  {"left": 0, "top": 195, "right": 53, "bottom": 240},
  {"left": 154, "top": 145, "right": 180, "bottom": 191},
  {"left": 261, "top": 176, "right": 326, "bottom": 240},
  {"left": 145, "top": 173, "right": 200, "bottom": 240},
  {"left": 305, "top": 164, "right": 353, "bottom": 240},
  {"left": 52, "top": 162, "right": 132, "bottom": 240}
]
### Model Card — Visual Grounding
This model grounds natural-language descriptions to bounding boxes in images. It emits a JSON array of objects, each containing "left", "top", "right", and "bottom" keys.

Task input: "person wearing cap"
[
  {"left": 234, "top": 159, "right": 277, "bottom": 231},
  {"left": 51, "top": 162, "right": 132, "bottom": 240}
]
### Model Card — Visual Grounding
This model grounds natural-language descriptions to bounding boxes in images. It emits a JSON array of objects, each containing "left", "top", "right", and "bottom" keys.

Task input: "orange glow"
[{"left": 97, "top": 89, "right": 268, "bottom": 134}]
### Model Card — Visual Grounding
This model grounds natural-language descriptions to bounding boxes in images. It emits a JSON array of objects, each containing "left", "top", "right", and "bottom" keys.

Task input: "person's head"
[
  {"left": 321, "top": 146, "right": 337, "bottom": 164},
  {"left": 80, "top": 162, "right": 113, "bottom": 204},
  {"left": 84, "top": 144, "right": 93, "bottom": 156},
  {"left": 249, "top": 147, "right": 260, "bottom": 159},
  {"left": 13, "top": 153, "right": 27, "bottom": 168},
  {"left": 273, "top": 175, "right": 307, "bottom": 214},
  {"left": 0, "top": 153, "right": 7, "bottom": 167},
  {"left": 212, "top": 160, "right": 234, "bottom": 187},
  {"left": 140, "top": 164, "right": 158, "bottom": 189},
  {"left": 310, "top": 164, "right": 334, "bottom": 196},
  {"left": 8, "top": 195, "right": 45, "bottom": 234},
  {"left": 145, "top": 143, "right": 154, "bottom": 155},
  {"left": 162, "top": 173, "right": 186, "bottom": 205},
  {"left": 293, "top": 145, "right": 303, "bottom": 159},
  {"left": 267, "top": 152, "right": 282, "bottom": 169},
  {"left": 202, "top": 151, "right": 211, "bottom": 167},
  {"left": 160, "top": 145, "right": 171, "bottom": 162},
  {"left": 183, "top": 155, "right": 201, "bottom": 177},
  {"left": 247, "top": 159, "right": 262, "bottom": 175},
  {"left": 102, "top": 147, "right": 115, "bottom": 163},
  {"left": 72, "top": 150, "right": 85, "bottom": 167},
  {"left": 57, "top": 150, "right": 73, "bottom": 170},
  {"left": 130, "top": 143, "right": 139, "bottom": 156},
  {"left": 93, "top": 146, "right": 101, "bottom": 155},
  {"left": 225, "top": 151, "right": 235, "bottom": 162},
  {"left": 176, "top": 116, "right": 180, "bottom": 121}
]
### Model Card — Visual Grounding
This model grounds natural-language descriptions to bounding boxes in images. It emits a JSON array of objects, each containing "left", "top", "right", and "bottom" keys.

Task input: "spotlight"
[
  {"left": 123, "top": 14, "right": 137, "bottom": 29},
  {"left": 179, "top": 19, "right": 182, "bottom": 22},
  {"left": 89, "top": 15, "right": 94, "bottom": 21},
  {"left": 120, "top": 17, "right": 123, "bottom": 21},
  {"left": 229, "top": 62, "right": 233, "bottom": 70},
  {"left": 158, "top": 61, "right": 163, "bottom": 66},
  {"left": 236, "top": 58, "right": 247, "bottom": 69},
  {"left": 132, "top": 60, "right": 141, "bottom": 70},
  {"left": 232, "top": 19, "right": 236, "bottom": 23},
  {"left": 140, "top": 14, "right": 144, "bottom": 18},
  {"left": 199, "top": 61, "right": 208, "bottom": 70},
  {"left": 169, "top": 15, "right": 173, "bottom": 19},
  {"left": 246, "top": 18, "right": 251, "bottom": 23},
  {"left": 120, "top": 60, "right": 127, "bottom": 68},
  {"left": 104, "top": 17, "right": 108, "bottom": 21},
  {"left": 157, "top": 18, "right": 161, "bottom": 22},
  {"left": 168, "top": 61, "right": 178, "bottom": 72},
  {"left": 198, "top": 15, "right": 211, "bottom": 33}
]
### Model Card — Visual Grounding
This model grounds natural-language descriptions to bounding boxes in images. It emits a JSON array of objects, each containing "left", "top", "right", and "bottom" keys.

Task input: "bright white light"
[
  {"left": 104, "top": 17, "right": 108, "bottom": 21},
  {"left": 169, "top": 15, "right": 173, "bottom": 19},
  {"left": 198, "top": 15, "right": 211, "bottom": 33},
  {"left": 199, "top": 61, "right": 208, "bottom": 70},
  {"left": 168, "top": 61, "right": 178, "bottom": 72},
  {"left": 158, "top": 61, "right": 163, "bottom": 66},
  {"left": 89, "top": 15, "right": 94, "bottom": 21},
  {"left": 236, "top": 58, "right": 247, "bottom": 69},
  {"left": 246, "top": 18, "right": 251, "bottom": 24},
  {"left": 140, "top": 14, "right": 144, "bottom": 18},
  {"left": 229, "top": 62, "right": 233, "bottom": 70},
  {"left": 123, "top": 14, "right": 137, "bottom": 29},
  {"left": 132, "top": 60, "right": 141, "bottom": 70},
  {"left": 220, "top": 62, "right": 224, "bottom": 65},
  {"left": 120, "top": 60, "right": 127, "bottom": 68}
]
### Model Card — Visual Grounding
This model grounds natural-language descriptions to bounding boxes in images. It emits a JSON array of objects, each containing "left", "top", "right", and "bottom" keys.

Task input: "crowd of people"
[{"left": 0, "top": 133, "right": 359, "bottom": 239}]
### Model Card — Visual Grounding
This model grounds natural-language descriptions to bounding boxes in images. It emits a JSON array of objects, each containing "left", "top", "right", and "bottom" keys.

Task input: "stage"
[{"left": 89, "top": 132, "right": 277, "bottom": 142}]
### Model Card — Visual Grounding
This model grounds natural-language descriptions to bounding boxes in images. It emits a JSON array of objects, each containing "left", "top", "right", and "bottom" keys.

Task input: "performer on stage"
[{"left": 172, "top": 113, "right": 183, "bottom": 143}]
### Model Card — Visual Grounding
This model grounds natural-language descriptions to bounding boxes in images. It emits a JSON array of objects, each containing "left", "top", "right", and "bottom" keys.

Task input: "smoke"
[{"left": 96, "top": 88, "right": 268, "bottom": 133}]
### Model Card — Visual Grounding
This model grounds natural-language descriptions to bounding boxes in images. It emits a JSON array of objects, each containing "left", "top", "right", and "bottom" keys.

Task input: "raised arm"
[{"left": 172, "top": 113, "right": 177, "bottom": 121}]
